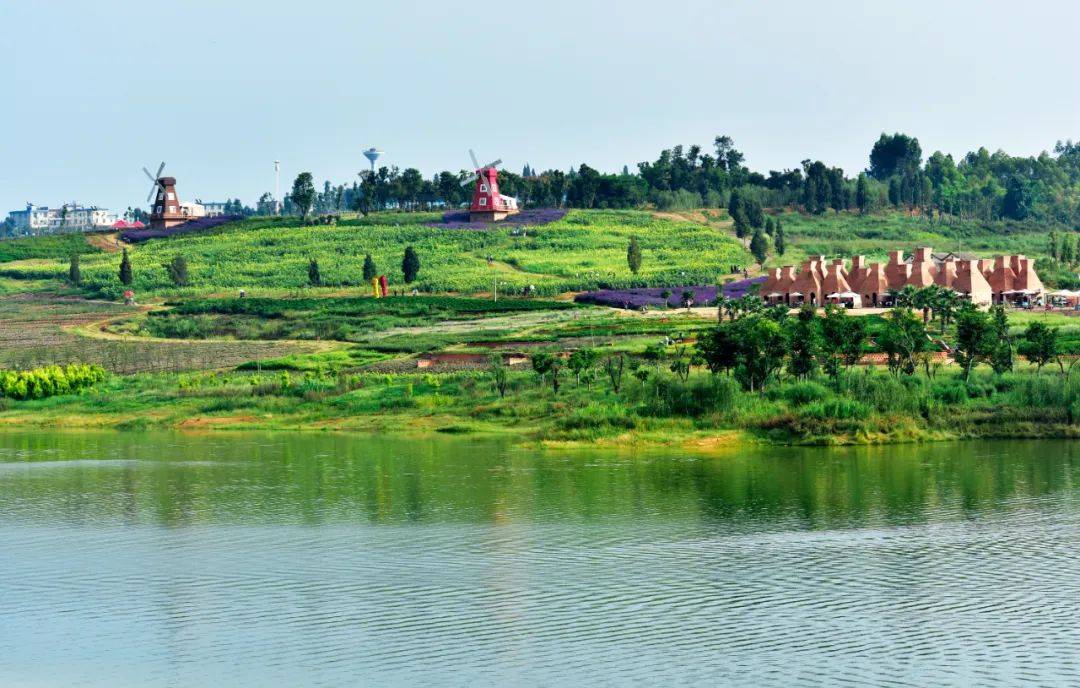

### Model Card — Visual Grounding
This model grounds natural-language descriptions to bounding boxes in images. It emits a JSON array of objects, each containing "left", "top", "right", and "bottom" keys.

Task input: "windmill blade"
[
  {"left": 143, "top": 166, "right": 157, "bottom": 182},
  {"left": 155, "top": 161, "right": 166, "bottom": 178},
  {"left": 460, "top": 173, "right": 478, "bottom": 188},
  {"left": 147, "top": 184, "right": 158, "bottom": 203},
  {"left": 482, "top": 159, "right": 502, "bottom": 170},
  {"left": 468, "top": 149, "right": 480, "bottom": 170}
]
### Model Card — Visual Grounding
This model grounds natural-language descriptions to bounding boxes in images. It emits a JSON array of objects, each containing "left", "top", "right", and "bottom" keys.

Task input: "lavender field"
[
  {"left": 427, "top": 208, "right": 568, "bottom": 230},
  {"left": 574, "top": 277, "right": 766, "bottom": 309}
]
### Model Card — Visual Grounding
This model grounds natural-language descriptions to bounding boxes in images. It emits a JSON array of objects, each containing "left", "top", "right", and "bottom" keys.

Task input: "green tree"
[
  {"left": 879, "top": 307, "right": 928, "bottom": 376},
  {"left": 699, "top": 313, "right": 786, "bottom": 391},
  {"left": 402, "top": 246, "right": 420, "bottom": 283},
  {"left": 953, "top": 303, "right": 993, "bottom": 380},
  {"left": 786, "top": 305, "right": 819, "bottom": 379},
  {"left": 1018, "top": 322, "right": 1061, "bottom": 372},
  {"left": 869, "top": 132, "right": 922, "bottom": 180},
  {"left": 118, "top": 248, "right": 132, "bottom": 286},
  {"left": 567, "top": 348, "right": 600, "bottom": 385},
  {"left": 530, "top": 351, "right": 562, "bottom": 394},
  {"left": 68, "top": 253, "right": 81, "bottom": 287},
  {"left": 988, "top": 305, "right": 1013, "bottom": 374},
  {"left": 627, "top": 236, "right": 642, "bottom": 274},
  {"left": 307, "top": 258, "right": 322, "bottom": 286},
  {"left": 750, "top": 228, "right": 769, "bottom": 265},
  {"left": 489, "top": 354, "right": 510, "bottom": 398},
  {"left": 362, "top": 253, "right": 378, "bottom": 282},
  {"left": 165, "top": 255, "right": 189, "bottom": 287},
  {"left": 855, "top": 173, "right": 871, "bottom": 214},
  {"left": 773, "top": 219, "right": 786, "bottom": 256},
  {"left": 291, "top": 172, "right": 317, "bottom": 219},
  {"left": 1049, "top": 231, "right": 1059, "bottom": 261},
  {"left": 819, "top": 305, "right": 866, "bottom": 376}
]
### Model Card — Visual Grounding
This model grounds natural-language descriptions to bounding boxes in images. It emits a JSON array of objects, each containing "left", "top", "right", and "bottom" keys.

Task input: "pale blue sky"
[{"left": 3, "top": 0, "right": 1079, "bottom": 213}]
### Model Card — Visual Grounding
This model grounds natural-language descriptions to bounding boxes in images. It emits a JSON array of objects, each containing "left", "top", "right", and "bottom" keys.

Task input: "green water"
[{"left": 1, "top": 432, "right": 1078, "bottom": 686}]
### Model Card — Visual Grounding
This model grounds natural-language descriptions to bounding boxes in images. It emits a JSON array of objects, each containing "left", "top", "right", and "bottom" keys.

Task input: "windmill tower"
[
  {"left": 143, "top": 162, "right": 186, "bottom": 229},
  {"left": 461, "top": 149, "right": 519, "bottom": 222}
]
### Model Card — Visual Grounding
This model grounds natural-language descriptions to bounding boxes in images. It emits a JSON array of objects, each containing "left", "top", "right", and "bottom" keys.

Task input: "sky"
[{"left": 3, "top": 0, "right": 1080, "bottom": 214}]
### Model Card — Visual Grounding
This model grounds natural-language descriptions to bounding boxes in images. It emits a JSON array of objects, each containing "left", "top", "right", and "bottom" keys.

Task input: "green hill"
[{"left": 13, "top": 210, "right": 751, "bottom": 299}]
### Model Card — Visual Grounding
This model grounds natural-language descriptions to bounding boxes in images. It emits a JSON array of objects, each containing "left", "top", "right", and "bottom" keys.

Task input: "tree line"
[{"left": 271, "top": 133, "right": 1080, "bottom": 228}]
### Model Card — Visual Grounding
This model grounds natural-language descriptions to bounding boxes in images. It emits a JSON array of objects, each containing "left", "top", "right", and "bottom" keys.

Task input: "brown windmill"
[{"left": 143, "top": 162, "right": 186, "bottom": 229}]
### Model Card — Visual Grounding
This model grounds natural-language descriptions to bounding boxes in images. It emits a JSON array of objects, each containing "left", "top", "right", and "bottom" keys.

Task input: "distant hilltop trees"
[{"left": 268, "top": 133, "right": 1080, "bottom": 228}]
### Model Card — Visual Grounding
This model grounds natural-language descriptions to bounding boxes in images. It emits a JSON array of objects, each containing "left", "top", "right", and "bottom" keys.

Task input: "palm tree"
[
  {"left": 934, "top": 289, "right": 960, "bottom": 334},
  {"left": 913, "top": 285, "right": 940, "bottom": 324}
]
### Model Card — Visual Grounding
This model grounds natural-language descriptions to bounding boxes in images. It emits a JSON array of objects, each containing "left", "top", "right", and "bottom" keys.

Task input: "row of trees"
[
  {"left": 697, "top": 300, "right": 1067, "bottom": 393},
  {"left": 84, "top": 247, "right": 423, "bottom": 289},
  {"left": 272, "top": 133, "right": 1080, "bottom": 227}
]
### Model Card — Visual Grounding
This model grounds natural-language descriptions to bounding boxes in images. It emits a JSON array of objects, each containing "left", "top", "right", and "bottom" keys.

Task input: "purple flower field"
[
  {"left": 121, "top": 216, "right": 243, "bottom": 243},
  {"left": 574, "top": 277, "right": 766, "bottom": 309},
  {"left": 426, "top": 208, "right": 567, "bottom": 230}
]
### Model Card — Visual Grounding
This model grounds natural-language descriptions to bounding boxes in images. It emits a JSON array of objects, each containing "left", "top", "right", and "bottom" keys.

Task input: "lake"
[{"left": 1, "top": 432, "right": 1078, "bottom": 687}]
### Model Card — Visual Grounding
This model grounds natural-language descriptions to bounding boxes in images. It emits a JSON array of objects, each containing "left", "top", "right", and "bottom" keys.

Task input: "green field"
[{"left": 30, "top": 210, "right": 750, "bottom": 299}]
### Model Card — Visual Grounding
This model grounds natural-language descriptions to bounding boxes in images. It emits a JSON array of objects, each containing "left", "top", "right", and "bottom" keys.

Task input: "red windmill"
[{"left": 461, "top": 149, "right": 519, "bottom": 223}]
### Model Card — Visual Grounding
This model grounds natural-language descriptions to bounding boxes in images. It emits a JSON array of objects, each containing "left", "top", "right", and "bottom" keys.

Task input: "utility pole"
[{"left": 274, "top": 160, "right": 281, "bottom": 215}]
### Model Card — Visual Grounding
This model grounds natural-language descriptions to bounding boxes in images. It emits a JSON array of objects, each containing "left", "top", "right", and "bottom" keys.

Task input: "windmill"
[
  {"left": 460, "top": 149, "right": 519, "bottom": 222},
  {"left": 142, "top": 162, "right": 186, "bottom": 229}
]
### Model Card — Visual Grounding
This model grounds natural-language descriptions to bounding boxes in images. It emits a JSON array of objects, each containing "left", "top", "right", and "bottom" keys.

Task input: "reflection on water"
[{"left": 0, "top": 432, "right": 1078, "bottom": 687}]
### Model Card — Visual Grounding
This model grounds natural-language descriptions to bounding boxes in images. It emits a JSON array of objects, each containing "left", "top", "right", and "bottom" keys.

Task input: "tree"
[
  {"left": 773, "top": 219, "right": 786, "bottom": 256},
  {"left": 489, "top": 354, "right": 510, "bottom": 398},
  {"left": 698, "top": 313, "right": 786, "bottom": 392},
  {"left": 604, "top": 354, "right": 625, "bottom": 393},
  {"left": 879, "top": 307, "right": 928, "bottom": 376},
  {"left": 988, "top": 305, "right": 1013, "bottom": 375},
  {"left": 165, "top": 255, "right": 189, "bottom": 287},
  {"left": 362, "top": 254, "right": 378, "bottom": 282},
  {"left": 627, "top": 236, "right": 642, "bottom": 274},
  {"left": 786, "top": 305, "right": 819, "bottom": 379},
  {"left": 567, "top": 348, "right": 599, "bottom": 384},
  {"left": 1018, "top": 322, "right": 1061, "bottom": 372},
  {"left": 290, "top": 172, "right": 316, "bottom": 219},
  {"left": 308, "top": 258, "right": 322, "bottom": 286},
  {"left": 869, "top": 132, "right": 922, "bottom": 180},
  {"left": 1049, "top": 231, "right": 1059, "bottom": 261},
  {"left": 855, "top": 173, "right": 871, "bottom": 214},
  {"left": 402, "top": 246, "right": 421, "bottom": 283},
  {"left": 118, "top": 249, "right": 132, "bottom": 286},
  {"left": 530, "top": 351, "right": 561, "bottom": 394},
  {"left": 819, "top": 305, "right": 866, "bottom": 376},
  {"left": 750, "top": 228, "right": 769, "bottom": 265},
  {"left": 68, "top": 253, "right": 81, "bottom": 287},
  {"left": 953, "top": 303, "right": 993, "bottom": 380},
  {"left": 1001, "top": 175, "right": 1033, "bottom": 220}
]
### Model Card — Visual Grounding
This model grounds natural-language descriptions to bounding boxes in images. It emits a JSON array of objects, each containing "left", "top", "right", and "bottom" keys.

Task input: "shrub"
[
  {"left": 801, "top": 398, "right": 871, "bottom": 421},
  {"left": 637, "top": 375, "right": 739, "bottom": 417},
  {"left": 775, "top": 380, "right": 829, "bottom": 406},
  {"left": 0, "top": 364, "right": 106, "bottom": 400}
]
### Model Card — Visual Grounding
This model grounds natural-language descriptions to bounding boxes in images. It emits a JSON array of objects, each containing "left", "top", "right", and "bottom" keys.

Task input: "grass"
[
  {"left": 0, "top": 233, "right": 100, "bottom": 262},
  {"left": 36, "top": 210, "right": 751, "bottom": 299}
]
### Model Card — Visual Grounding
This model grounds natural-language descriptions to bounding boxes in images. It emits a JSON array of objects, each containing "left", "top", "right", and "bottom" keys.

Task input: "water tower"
[{"left": 363, "top": 148, "right": 384, "bottom": 172}]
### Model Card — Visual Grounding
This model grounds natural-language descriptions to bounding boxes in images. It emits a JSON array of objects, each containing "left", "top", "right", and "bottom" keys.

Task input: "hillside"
[{"left": 0, "top": 210, "right": 751, "bottom": 300}]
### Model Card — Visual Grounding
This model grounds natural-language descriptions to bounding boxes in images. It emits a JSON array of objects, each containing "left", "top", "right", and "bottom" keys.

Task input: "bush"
[
  {"left": 637, "top": 375, "right": 739, "bottom": 417},
  {"left": 0, "top": 364, "right": 106, "bottom": 400},
  {"left": 800, "top": 398, "right": 871, "bottom": 421},
  {"left": 775, "top": 380, "right": 829, "bottom": 406}
]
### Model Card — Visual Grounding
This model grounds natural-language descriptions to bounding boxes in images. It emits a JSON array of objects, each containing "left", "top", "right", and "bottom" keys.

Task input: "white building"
[
  {"left": 6, "top": 203, "right": 117, "bottom": 235},
  {"left": 195, "top": 200, "right": 229, "bottom": 217}
]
